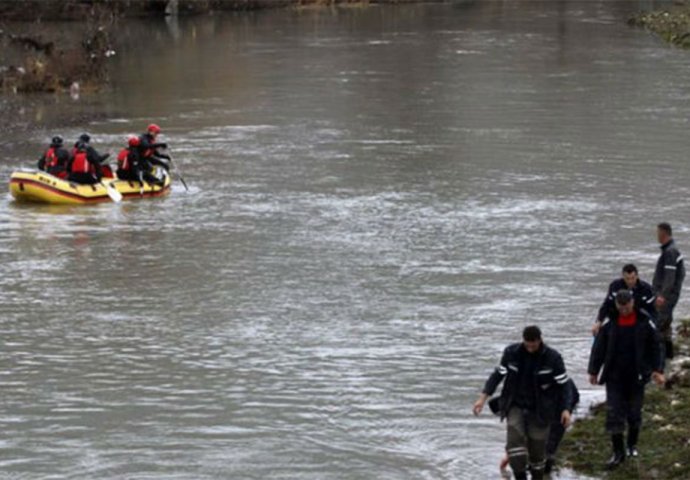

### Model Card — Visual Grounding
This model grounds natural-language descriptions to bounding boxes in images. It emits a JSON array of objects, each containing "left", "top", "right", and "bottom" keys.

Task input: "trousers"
[{"left": 506, "top": 406, "right": 550, "bottom": 479}]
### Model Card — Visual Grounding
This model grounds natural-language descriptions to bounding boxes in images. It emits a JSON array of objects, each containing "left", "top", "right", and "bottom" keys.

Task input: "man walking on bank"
[
  {"left": 652, "top": 222, "right": 685, "bottom": 360},
  {"left": 588, "top": 290, "right": 664, "bottom": 470},
  {"left": 473, "top": 326, "right": 573, "bottom": 480},
  {"left": 592, "top": 263, "right": 656, "bottom": 336}
]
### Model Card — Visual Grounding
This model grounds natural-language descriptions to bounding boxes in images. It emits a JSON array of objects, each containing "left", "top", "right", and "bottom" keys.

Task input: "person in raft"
[
  {"left": 116, "top": 135, "right": 142, "bottom": 181},
  {"left": 71, "top": 133, "right": 110, "bottom": 167},
  {"left": 67, "top": 141, "right": 104, "bottom": 185},
  {"left": 473, "top": 326, "right": 573, "bottom": 480},
  {"left": 37, "top": 135, "right": 70, "bottom": 178},
  {"left": 138, "top": 123, "right": 170, "bottom": 173},
  {"left": 587, "top": 289, "right": 664, "bottom": 470}
]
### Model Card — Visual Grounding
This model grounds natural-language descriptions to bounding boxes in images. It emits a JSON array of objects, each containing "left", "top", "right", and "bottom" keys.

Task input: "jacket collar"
[
  {"left": 661, "top": 239, "right": 675, "bottom": 251},
  {"left": 519, "top": 342, "right": 545, "bottom": 357}
]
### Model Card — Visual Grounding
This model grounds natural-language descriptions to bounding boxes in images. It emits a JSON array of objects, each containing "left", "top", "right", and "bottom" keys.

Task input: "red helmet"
[
  {"left": 127, "top": 135, "right": 140, "bottom": 147},
  {"left": 147, "top": 123, "right": 161, "bottom": 134}
]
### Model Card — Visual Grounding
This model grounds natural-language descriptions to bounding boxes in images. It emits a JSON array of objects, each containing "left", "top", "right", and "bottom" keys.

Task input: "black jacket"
[
  {"left": 483, "top": 342, "right": 573, "bottom": 423},
  {"left": 597, "top": 278, "right": 656, "bottom": 323},
  {"left": 489, "top": 377, "right": 579, "bottom": 420},
  {"left": 588, "top": 307, "right": 662, "bottom": 385},
  {"left": 652, "top": 240, "right": 685, "bottom": 305},
  {"left": 138, "top": 133, "right": 167, "bottom": 157}
]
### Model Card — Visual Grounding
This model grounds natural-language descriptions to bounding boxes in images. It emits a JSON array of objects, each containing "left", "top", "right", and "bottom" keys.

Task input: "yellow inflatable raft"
[{"left": 9, "top": 170, "right": 171, "bottom": 205}]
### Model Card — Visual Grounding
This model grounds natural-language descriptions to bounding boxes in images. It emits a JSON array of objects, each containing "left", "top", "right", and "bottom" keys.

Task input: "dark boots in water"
[
  {"left": 606, "top": 433, "right": 626, "bottom": 470},
  {"left": 513, "top": 472, "right": 528, "bottom": 480}
]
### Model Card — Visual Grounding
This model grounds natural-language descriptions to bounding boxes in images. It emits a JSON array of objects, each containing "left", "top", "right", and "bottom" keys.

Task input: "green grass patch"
[{"left": 558, "top": 325, "right": 690, "bottom": 479}]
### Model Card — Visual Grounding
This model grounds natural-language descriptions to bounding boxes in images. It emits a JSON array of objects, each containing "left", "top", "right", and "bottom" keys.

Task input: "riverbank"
[
  {"left": 629, "top": 2, "right": 690, "bottom": 48},
  {"left": 558, "top": 320, "right": 690, "bottom": 479},
  {"left": 0, "top": 0, "right": 440, "bottom": 94}
]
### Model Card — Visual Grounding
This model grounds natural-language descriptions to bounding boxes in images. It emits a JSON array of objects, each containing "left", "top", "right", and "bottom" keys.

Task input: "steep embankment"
[
  {"left": 629, "top": 2, "right": 690, "bottom": 49},
  {"left": 559, "top": 320, "right": 690, "bottom": 479},
  {"left": 0, "top": 0, "right": 439, "bottom": 94}
]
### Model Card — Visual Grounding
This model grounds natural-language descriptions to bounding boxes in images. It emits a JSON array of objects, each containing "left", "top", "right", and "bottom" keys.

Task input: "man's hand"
[
  {"left": 561, "top": 410, "right": 572, "bottom": 428},
  {"left": 473, "top": 393, "right": 488, "bottom": 416},
  {"left": 652, "top": 371, "right": 666, "bottom": 387},
  {"left": 589, "top": 374, "right": 598, "bottom": 386},
  {"left": 591, "top": 321, "right": 602, "bottom": 336},
  {"left": 656, "top": 296, "right": 666, "bottom": 308}
]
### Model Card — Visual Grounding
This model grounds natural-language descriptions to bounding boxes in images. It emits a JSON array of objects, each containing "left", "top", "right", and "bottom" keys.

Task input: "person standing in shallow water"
[
  {"left": 587, "top": 289, "right": 665, "bottom": 470},
  {"left": 473, "top": 326, "right": 573, "bottom": 480},
  {"left": 652, "top": 222, "right": 685, "bottom": 360}
]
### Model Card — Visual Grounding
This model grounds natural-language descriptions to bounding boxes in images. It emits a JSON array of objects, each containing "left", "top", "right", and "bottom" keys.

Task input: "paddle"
[
  {"left": 100, "top": 179, "right": 122, "bottom": 202},
  {"left": 167, "top": 153, "right": 188, "bottom": 191},
  {"left": 138, "top": 170, "right": 145, "bottom": 196}
]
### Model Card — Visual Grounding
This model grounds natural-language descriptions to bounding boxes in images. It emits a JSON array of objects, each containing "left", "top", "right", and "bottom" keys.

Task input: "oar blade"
[{"left": 103, "top": 181, "right": 123, "bottom": 202}]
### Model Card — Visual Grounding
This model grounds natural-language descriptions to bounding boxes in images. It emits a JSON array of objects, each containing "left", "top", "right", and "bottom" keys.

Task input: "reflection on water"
[{"left": 0, "top": 1, "right": 688, "bottom": 478}]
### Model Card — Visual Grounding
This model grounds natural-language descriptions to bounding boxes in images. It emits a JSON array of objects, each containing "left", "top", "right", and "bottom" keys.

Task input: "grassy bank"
[
  {"left": 558, "top": 320, "right": 690, "bottom": 479},
  {"left": 629, "top": 2, "right": 690, "bottom": 48}
]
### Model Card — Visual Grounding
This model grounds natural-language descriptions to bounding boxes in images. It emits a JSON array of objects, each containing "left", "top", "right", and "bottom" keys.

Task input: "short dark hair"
[
  {"left": 615, "top": 289, "right": 633, "bottom": 305},
  {"left": 621, "top": 263, "right": 638, "bottom": 274},
  {"left": 523, "top": 325, "right": 542, "bottom": 342},
  {"left": 658, "top": 222, "right": 672, "bottom": 236}
]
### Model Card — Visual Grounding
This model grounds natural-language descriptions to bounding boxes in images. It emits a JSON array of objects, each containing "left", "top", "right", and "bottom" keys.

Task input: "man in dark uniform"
[
  {"left": 496, "top": 378, "right": 579, "bottom": 476},
  {"left": 588, "top": 290, "right": 664, "bottom": 470},
  {"left": 592, "top": 263, "right": 656, "bottom": 336},
  {"left": 652, "top": 222, "right": 685, "bottom": 359},
  {"left": 473, "top": 326, "right": 573, "bottom": 480}
]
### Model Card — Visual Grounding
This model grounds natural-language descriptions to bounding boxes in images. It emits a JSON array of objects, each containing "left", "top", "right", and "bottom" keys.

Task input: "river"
[{"left": 0, "top": 1, "right": 688, "bottom": 478}]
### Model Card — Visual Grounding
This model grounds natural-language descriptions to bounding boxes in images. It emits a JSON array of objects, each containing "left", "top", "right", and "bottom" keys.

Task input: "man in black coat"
[
  {"left": 495, "top": 378, "right": 579, "bottom": 476},
  {"left": 652, "top": 222, "right": 685, "bottom": 359},
  {"left": 473, "top": 326, "right": 573, "bottom": 480},
  {"left": 588, "top": 289, "right": 665, "bottom": 470},
  {"left": 592, "top": 263, "right": 656, "bottom": 336}
]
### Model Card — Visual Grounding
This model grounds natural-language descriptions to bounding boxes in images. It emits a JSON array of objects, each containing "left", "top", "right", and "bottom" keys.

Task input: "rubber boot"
[
  {"left": 606, "top": 433, "right": 626, "bottom": 470},
  {"left": 627, "top": 427, "right": 640, "bottom": 457},
  {"left": 513, "top": 472, "right": 528, "bottom": 480}
]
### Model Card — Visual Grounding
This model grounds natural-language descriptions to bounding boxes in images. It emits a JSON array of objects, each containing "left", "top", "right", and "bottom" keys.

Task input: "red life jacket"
[
  {"left": 100, "top": 164, "right": 114, "bottom": 179},
  {"left": 117, "top": 148, "right": 130, "bottom": 170},
  {"left": 71, "top": 151, "right": 90, "bottom": 174},
  {"left": 44, "top": 147, "right": 58, "bottom": 168}
]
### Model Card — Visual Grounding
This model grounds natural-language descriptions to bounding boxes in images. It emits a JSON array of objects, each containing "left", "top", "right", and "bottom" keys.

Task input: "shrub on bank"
[{"left": 629, "top": 5, "right": 690, "bottom": 49}]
